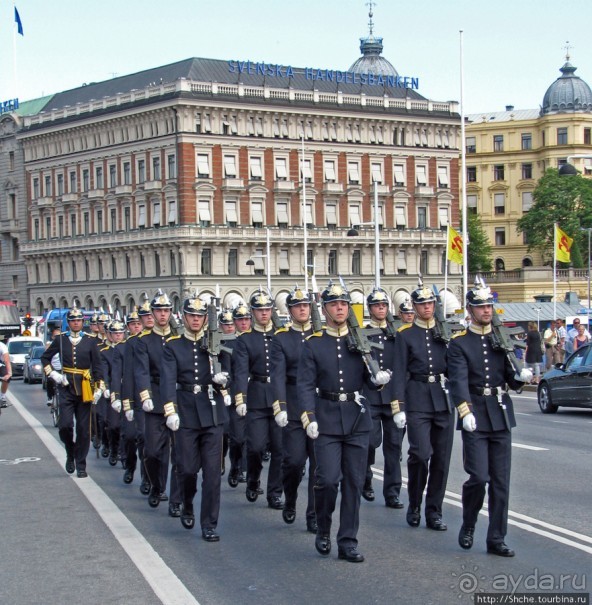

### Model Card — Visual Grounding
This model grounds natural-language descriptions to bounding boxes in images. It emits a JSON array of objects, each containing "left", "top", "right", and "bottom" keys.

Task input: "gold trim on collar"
[
  {"left": 469, "top": 324, "right": 492, "bottom": 335},
  {"left": 152, "top": 325, "right": 171, "bottom": 337},
  {"left": 326, "top": 325, "right": 349, "bottom": 337},
  {"left": 184, "top": 329, "right": 205, "bottom": 342},
  {"left": 291, "top": 320, "right": 311, "bottom": 332},
  {"left": 369, "top": 319, "right": 387, "bottom": 329},
  {"left": 414, "top": 318, "right": 436, "bottom": 329},
  {"left": 254, "top": 322, "right": 274, "bottom": 333}
]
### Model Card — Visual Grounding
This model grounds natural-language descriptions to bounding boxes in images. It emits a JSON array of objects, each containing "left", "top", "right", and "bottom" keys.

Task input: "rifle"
[
  {"left": 265, "top": 287, "right": 284, "bottom": 331},
  {"left": 169, "top": 312, "right": 183, "bottom": 336},
  {"left": 385, "top": 309, "right": 402, "bottom": 339},
  {"left": 490, "top": 308, "right": 526, "bottom": 375},
  {"left": 337, "top": 277, "right": 383, "bottom": 379},
  {"left": 308, "top": 289, "right": 324, "bottom": 333},
  {"left": 432, "top": 285, "right": 455, "bottom": 343}
]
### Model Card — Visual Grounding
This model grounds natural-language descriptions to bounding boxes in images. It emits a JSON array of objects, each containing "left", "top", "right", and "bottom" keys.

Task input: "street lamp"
[
  {"left": 347, "top": 181, "right": 381, "bottom": 288},
  {"left": 246, "top": 227, "right": 272, "bottom": 292},
  {"left": 532, "top": 305, "right": 542, "bottom": 332}
]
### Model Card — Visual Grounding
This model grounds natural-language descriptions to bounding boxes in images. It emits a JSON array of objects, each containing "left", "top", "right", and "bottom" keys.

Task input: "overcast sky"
[{"left": 1, "top": 0, "right": 591, "bottom": 115}]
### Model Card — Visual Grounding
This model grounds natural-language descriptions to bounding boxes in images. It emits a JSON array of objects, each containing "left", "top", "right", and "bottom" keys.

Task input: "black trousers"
[
  {"left": 281, "top": 419, "right": 316, "bottom": 521},
  {"left": 314, "top": 431, "right": 369, "bottom": 550},
  {"left": 461, "top": 429, "right": 512, "bottom": 545},
  {"left": 122, "top": 408, "right": 146, "bottom": 480},
  {"left": 228, "top": 411, "right": 246, "bottom": 473},
  {"left": 143, "top": 412, "right": 181, "bottom": 504},
  {"left": 245, "top": 407, "right": 283, "bottom": 498},
  {"left": 57, "top": 386, "right": 91, "bottom": 471},
  {"left": 175, "top": 424, "right": 224, "bottom": 530},
  {"left": 406, "top": 410, "right": 454, "bottom": 519},
  {"left": 105, "top": 399, "right": 121, "bottom": 455},
  {"left": 366, "top": 404, "right": 404, "bottom": 500}
]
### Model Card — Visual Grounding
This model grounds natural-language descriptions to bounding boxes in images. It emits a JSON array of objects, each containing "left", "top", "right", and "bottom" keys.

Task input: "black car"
[
  {"left": 537, "top": 343, "right": 592, "bottom": 413},
  {"left": 23, "top": 345, "right": 46, "bottom": 384}
]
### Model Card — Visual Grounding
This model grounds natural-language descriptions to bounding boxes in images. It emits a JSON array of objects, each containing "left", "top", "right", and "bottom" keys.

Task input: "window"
[
  {"left": 397, "top": 249, "right": 407, "bottom": 274},
  {"left": 301, "top": 159, "right": 312, "bottom": 183},
  {"left": 249, "top": 156, "right": 262, "bottom": 180},
  {"left": 437, "top": 166, "right": 449, "bottom": 188},
  {"left": 153, "top": 202, "right": 161, "bottom": 227},
  {"left": 168, "top": 154, "right": 176, "bottom": 179},
  {"left": 326, "top": 203, "right": 337, "bottom": 229},
  {"left": 110, "top": 208, "right": 116, "bottom": 233},
  {"left": 83, "top": 212, "right": 89, "bottom": 236},
  {"left": 34, "top": 219, "right": 39, "bottom": 240},
  {"left": 33, "top": 177, "right": 40, "bottom": 198},
  {"left": 126, "top": 255, "right": 131, "bottom": 278},
  {"left": 324, "top": 160, "right": 336, "bottom": 182},
  {"left": 225, "top": 200, "right": 238, "bottom": 227},
  {"left": 279, "top": 249, "right": 290, "bottom": 275},
  {"left": 251, "top": 201, "right": 263, "bottom": 228},
  {"left": 112, "top": 257, "right": 117, "bottom": 279},
  {"left": 465, "top": 136, "right": 476, "bottom": 153},
  {"left": 45, "top": 216, "right": 51, "bottom": 239},
  {"left": 521, "top": 133, "right": 532, "bottom": 150},
  {"left": 467, "top": 166, "right": 477, "bottom": 182},
  {"left": 557, "top": 127, "right": 568, "bottom": 145},
  {"left": 395, "top": 206, "right": 406, "bottom": 230},
  {"left": 252, "top": 249, "right": 265, "bottom": 275},
  {"left": 223, "top": 155, "right": 237, "bottom": 178},
  {"left": 438, "top": 207, "right": 449, "bottom": 229},
  {"left": 352, "top": 250, "right": 361, "bottom": 275},
  {"left": 495, "top": 227, "right": 506, "bottom": 246},
  {"left": 522, "top": 163, "right": 533, "bottom": 180},
  {"left": 393, "top": 164, "right": 405, "bottom": 186},
  {"left": 348, "top": 162, "right": 360, "bottom": 184},
  {"left": 124, "top": 207, "right": 131, "bottom": 231},
  {"left": 349, "top": 203, "right": 361, "bottom": 227},
  {"left": 495, "top": 258, "right": 505, "bottom": 271},
  {"left": 69, "top": 171, "right": 77, "bottom": 193},
  {"left": 168, "top": 201, "right": 177, "bottom": 225},
  {"left": 467, "top": 194, "right": 478, "bottom": 215},
  {"left": 57, "top": 174, "right": 64, "bottom": 196},
  {"left": 228, "top": 249, "right": 238, "bottom": 276},
  {"left": 328, "top": 250, "right": 338, "bottom": 275},
  {"left": 198, "top": 200, "right": 211, "bottom": 227},
  {"left": 420, "top": 250, "right": 429, "bottom": 275},
  {"left": 152, "top": 157, "right": 161, "bottom": 180},
  {"left": 97, "top": 210, "right": 103, "bottom": 234},
  {"left": 372, "top": 204, "right": 384, "bottom": 228},
  {"left": 109, "top": 165, "right": 117, "bottom": 188},
  {"left": 371, "top": 162, "right": 383, "bottom": 184},
  {"left": 305, "top": 203, "right": 314, "bottom": 228},
  {"left": 197, "top": 154, "right": 210, "bottom": 178},
  {"left": 95, "top": 166, "right": 103, "bottom": 189},
  {"left": 584, "top": 128, "right": 591, "bottom": 146},
  {"left": 138, "top": 204, "right": 146, "bottom": 228},
  {"left": 493, "top": 165, "right": 505, "bottom": 180},
  {"left": 58, "top": 216, "right": 64, "bottom": 238},
  {"left": 44, "top": 175, "right": 52, "bottom": 196},
  {"left": 123, "top": 162, "right": 131, "bottom": 185},
  {"left": 494, "top": 192, "right": 505, "bottom": 214},
  {"left": 8, "top": 150, "right": 14, "bottom": 171},
  {"left": 522, "top": 191, "right": 533, "bottom": 212},
  {"left": 416, "top": 165, "right": 427, "bottom": 185},
  {"left": 137, "top": 160, "right": 145, "bottom": 184},
  {"left": 201, "top": 249, "right": 212, "bottom": 275},
  {"left": 276, "top": 201, "right": 289, "bottom": 228},
  {"left": 493, "top": 135, "right": 504, "bottom": 151},
  {"left": 71, "top": 214, "right": 77, "bottom": 236},
  {"left": 275, "top": 158, "right": 288, "bottom": 181},
  {"left": 72, "top": 260, "right": 77, "bottom": 281},
  {"left": 418, "top": 207, "right": 427, "bottom": 229}
]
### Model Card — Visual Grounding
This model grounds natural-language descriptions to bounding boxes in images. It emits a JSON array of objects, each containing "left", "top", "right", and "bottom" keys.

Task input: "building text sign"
[{"left": 0, "top": 98, "right": 19, "bottom": 115}]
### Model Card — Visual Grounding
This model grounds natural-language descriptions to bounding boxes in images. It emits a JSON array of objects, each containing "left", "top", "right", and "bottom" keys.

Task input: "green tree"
[
  {"left": 467, "top": 212, "right": 493, "bottom": 272},
  {"left": 517, "top": 168, "right": 592, "bottom": 267}
]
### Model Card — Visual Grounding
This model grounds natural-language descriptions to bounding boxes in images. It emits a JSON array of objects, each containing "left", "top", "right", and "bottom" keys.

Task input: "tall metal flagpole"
[
  {"left": 266, "top": 227, "right": 271, "bottom": 293},
  {"left": 444, "top": 225, "right": 449, "bottom": 312},
  {"left": 460, "top": 30, "right": 468, "bottom": 315},
  {"left": 553, "top": 223, "right": 557, "bottom": 321},
  {"left": 301, "top": 132, "right": 309, "bottom": 291},
  {"left": 373, "top": 181, "right": 380, "bottom": 288}
]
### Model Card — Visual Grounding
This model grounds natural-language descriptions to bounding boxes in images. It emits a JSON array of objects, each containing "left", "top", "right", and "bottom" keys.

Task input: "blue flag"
[{"left": 14, "top": 6, "right": 24, "bottom": 36}]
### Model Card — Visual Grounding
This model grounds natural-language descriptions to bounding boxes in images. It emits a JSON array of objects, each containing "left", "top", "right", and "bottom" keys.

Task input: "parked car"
[
  {"left": 537, "top": 343, "right": 592, "bottom": 413},
  {"left": 6, "top": 336, "right": 44, "bottom": 377},
  {"left": 23, "top": 345, "right": 45, "bottom": 384}
]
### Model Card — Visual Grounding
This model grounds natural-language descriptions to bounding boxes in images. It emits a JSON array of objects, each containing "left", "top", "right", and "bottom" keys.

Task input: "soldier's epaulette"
[
  {"left": 397, "top": 324, "right": 412, "bottom": 333},
  {"left": 138, "top": 330, "right": 151, "bottom": 339},
  {"left": 166, "top": 335, "right": 181, "bottom": 343},
  {"left": 99, "top": 345, "right": 110, "bottom": 352},
  {"left": 274, "top": 326, "right": 289, "bottom": 335},
  {"left": 242, "top": 328, "right": 253, "bottom": 334},
  {"left": 306, "top": 331, "right": 323, "bottom": 340},
  {"left": 451, "top": 330, "right": 467, "bottom": 339}
]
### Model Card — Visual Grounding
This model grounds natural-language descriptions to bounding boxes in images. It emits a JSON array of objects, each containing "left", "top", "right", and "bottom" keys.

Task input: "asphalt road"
[{"left": 1, "top": 380, "right": 590, "bottom": 605}]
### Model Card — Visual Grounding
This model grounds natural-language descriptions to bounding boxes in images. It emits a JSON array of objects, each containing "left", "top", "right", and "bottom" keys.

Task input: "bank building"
[{"left": 0, "top": 8, "right": 462, "bottom": 315}]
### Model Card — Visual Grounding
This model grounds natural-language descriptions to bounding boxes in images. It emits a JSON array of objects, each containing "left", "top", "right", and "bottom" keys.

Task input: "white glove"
[
  {"left": 142, "top": 398, "right": 154, "bottom": 412},
  {"left": 111, "top": 399, "right": 122, "bottom": 413},
  {"left": 166, "top": 413, "right": 180, "bottom": 431},
  {"left": 236, "top": 403, "right": 247, "bottom": 417},
  {"left": 49, "top": 370, "right": 63, "bottom": 385},
  {"left": 212, "top": 371, "right": 229, "bottom": 387},
  {"left": 306, "top": 422, "right": 319, "bottom": 439},
  {"left": 61, "top": 375, "right": 69, "bottom": 387},
  {"left": 393, "top": 411, "right": 406, "bottom": 429},
  {"left": 125, "top": 409, "right": 134, "bottom": 422},
  {"left": 223, "top": 394, "right": 232, "bottom": 407},
  {"left": 92, "top": 389, "right": 103, "bottom": 405},
  {"left": 462, "top": 413, "right": 477, "bottom": 432},
  {"left": 103, "top": 389, "right": 110, "bottom": 400},
  {"left": 371, "top": 370, "right": 391, "bottom": 386},
  {"left": 275, "top": 411, "right": 288, "bottom": 428},
  {"left": 517, "top": 368, "right": 533, "bottom": 384}
]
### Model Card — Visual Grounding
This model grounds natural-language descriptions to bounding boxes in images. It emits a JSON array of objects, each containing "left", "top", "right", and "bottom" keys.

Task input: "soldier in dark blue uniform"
[
  {"left": 160, "top": 295, "right": 230, "bottom": 541},
  {"left": 41, "top": 308, "right": 105, "bottom": 478},
  {"left": 134, "top": 291, "right": 181, "bottom": 515},
  {"left": 218, "top": 308, "right": 236, "bottom": 478},
  {"left": 232, "top": 290, "right": 283, "bottom": 509},
  {"left": 448, "top": 281, "right": 531, "bottom": 557},
  {"left": 398, "top": 296, "right": 416, "bottom": 326},
  {"left": 270, "top": 287, "right": 317, "bottom": 532},
  {"left": 392, "top": 280, "right": 454, "bottom": 531},
  {"left": 298, "top": 282, "right": 391, "bottom": 563},
  {"left": 362, "top": 287, "right": 405, "bottom": 510}
]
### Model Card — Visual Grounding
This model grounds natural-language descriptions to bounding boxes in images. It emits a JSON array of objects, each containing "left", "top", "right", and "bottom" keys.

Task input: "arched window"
[{"left": 495, "top": 258, "right": 505, "bottom": 272}]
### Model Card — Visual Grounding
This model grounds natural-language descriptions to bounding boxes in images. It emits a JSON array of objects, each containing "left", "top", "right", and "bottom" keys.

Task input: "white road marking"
[
  {"left": 512, "top": 442, "right": 549, "bottom": 451},
  {"left": 515, "top": 412, "right": 532, "bottom": 416},
  {"left": 9, "top": 393, "right": 199, "bottom": 605},
  {"left": 551, "top": 420, "right": 569, "bottom": 424}
]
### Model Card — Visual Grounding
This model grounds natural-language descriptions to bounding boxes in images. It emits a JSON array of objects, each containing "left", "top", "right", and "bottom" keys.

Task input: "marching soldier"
[
  {"left": 134, "top": 291, "right": 182, "bottom": 516},
  {"left": 218, "top": 308, "right": 235, "bottom": 477},
  {"left": 232, "top": 290, "right": 283, "bottom": 509},
  {"left": 270, "top": 287, "right": 317, "bottom": 532},
  {"left": 160, "top": 295, "right": 230, "bottom": 541},
  {"left": 448, "top": 281, "right": 531, "bottom": 557},
  {"left": 41, "top": 308, "right": 105, "bottom": 478},
  {"left": 297, "top": 282, "right": 390, "bottom": 563},
  {"left": 362, "top": 287, "right": 405, "bottom": 510},
  {"left": 398, "top": 297, "right": 415, "bottom": 326},
  {"left": 392, "top": 280, "right": 454, "bottom": 531}
]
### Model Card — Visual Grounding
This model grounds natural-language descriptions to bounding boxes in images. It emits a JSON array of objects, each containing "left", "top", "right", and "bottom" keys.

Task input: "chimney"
[{"left": 505, "top": 105, "right": 514, "bottom": 111}]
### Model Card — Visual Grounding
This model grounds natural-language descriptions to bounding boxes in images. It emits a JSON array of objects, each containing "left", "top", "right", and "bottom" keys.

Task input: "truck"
[
  {"left": 0, "top": 301, "right": 22, "bottom": 342},
  {"left": 40, "top": 308, "right": 96, "bottom": 344}
]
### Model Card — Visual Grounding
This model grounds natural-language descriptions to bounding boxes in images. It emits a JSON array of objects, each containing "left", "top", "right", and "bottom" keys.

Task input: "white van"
[{"left": 7, "top": 336, "right": 44, "bottom": 377}]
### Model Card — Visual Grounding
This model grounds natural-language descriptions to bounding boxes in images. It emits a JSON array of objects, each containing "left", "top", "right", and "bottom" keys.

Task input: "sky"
[{"left": 1, "top": 0, "right": 591, "bottom": 115}]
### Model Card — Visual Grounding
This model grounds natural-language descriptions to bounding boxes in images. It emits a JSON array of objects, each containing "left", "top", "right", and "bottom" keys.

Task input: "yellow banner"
[
  {"left": 447, "top": 226, "right": 463, "bottom": 265},
  {"left": 555, "top": 225, "right": 573, "bottom": 264}
]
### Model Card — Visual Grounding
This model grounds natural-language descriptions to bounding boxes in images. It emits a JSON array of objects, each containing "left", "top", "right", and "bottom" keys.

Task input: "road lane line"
[
  {"left": 9, "top": 393, "right": 200, "bottom": 605},
  {"left": 515, "top": 412, "right": 532, "bottom": 416},
  {"left": 512, "top": 442, "right": 549, "bottom": 450},
  {"left": 551, "top": 420, "right": 569, "bottom": 424}
]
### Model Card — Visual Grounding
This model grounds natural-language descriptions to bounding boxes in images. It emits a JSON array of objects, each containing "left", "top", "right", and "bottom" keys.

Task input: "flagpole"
[
  {"left": 301, "top": 131, "right": 308, "bottom": 292},
  {"left": 13, "top": 9, "right": 18, "bottom": 97},
  {"left": 553, "top": 223, "right": 557, "bottom": 320},
  {"left": 444, "top": 225, "right": 450, "bottom": 314},
  {"left": 459, "top": 30, "right": 468, "bottom": 316}
]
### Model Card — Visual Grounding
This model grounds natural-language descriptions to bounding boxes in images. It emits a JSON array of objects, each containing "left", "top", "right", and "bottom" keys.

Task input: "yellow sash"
[{"left": 63, "top": 367, "right": 93, "bottom": 403}]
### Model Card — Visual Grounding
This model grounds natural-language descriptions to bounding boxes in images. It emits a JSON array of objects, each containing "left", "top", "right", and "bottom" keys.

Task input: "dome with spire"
[
  {"left": 541, "top": 51, "right": 592, "bottom": 116},
  {"left": 348, "top": 1, "right": 398, "bottom": 77}
]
